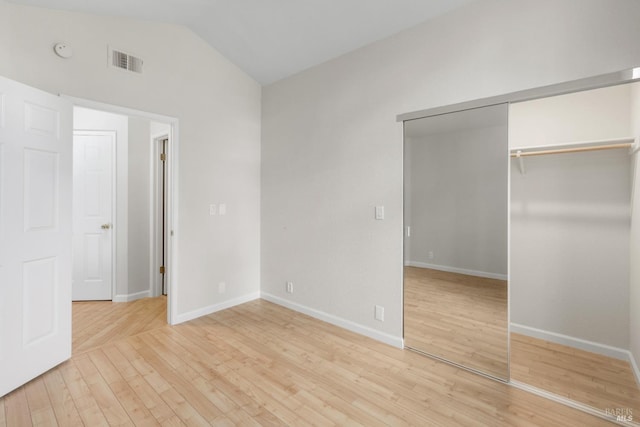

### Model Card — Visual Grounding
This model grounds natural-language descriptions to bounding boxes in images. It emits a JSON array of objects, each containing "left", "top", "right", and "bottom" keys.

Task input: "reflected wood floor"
[
  {"left": 511, "top": 333, "right": 640, "bottom": 416},
  {"left": 0, "top": 298, "right": 612, "bottom": 426},
  {"left": 404, "top": 266, "right": 509, "bottom": 379}
]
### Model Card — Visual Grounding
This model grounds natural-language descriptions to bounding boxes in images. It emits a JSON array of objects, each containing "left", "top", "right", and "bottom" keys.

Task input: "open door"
[{"left": 0, "top": 76, "right": 73, "bottom": 396}]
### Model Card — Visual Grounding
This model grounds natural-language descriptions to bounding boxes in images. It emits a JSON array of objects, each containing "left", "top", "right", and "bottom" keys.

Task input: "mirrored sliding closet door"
[{"left": 403, "top": 103, "right": 509, "bottom": 381}]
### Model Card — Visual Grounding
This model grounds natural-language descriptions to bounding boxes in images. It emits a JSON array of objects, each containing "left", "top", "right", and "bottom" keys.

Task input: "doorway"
[
  {"left": 0, "top": 75, "right": 179, "bottom": 396},
  {"left": 69, "top": 98, "right": 178, "bottom": 326}
]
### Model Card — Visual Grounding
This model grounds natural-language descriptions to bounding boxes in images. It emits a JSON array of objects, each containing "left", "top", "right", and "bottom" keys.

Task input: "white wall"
[
  {"left": 510, "top": 151, "right": 630, "bottom": 348},
  {"left": 510, "top": 84, "right": 633, "bottom": 149},
  {"left": 0, "top": 2, "right": 7, "bottom": 65},
  {"left": 128, "top": 117, "right": 151, "bottom": 297},
  {"left": 630, "top": 82, "right": 640, "bottom": 375},
  {"left": 510, "top": 85, "right": 632, "bottom": 349},
  {"left": 405, "top": 125, "right": 508, "bottom": 278},
  {"left": 261, "top": 0, "right": 640, "bottom": 343},
  {"left": 150, "top": 121, "right": 170, "bottom": 139},
  {"left": 1, "top": 1, "right": 261, "bottom": 319},
  {"left": 73, "top": 107, "right": 130, "bottom": 299}
]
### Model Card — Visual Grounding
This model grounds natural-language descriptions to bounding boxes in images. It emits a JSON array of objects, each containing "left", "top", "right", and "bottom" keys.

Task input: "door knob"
[{"left": 101, "top": 224, "right": 111, "bottom": 230}]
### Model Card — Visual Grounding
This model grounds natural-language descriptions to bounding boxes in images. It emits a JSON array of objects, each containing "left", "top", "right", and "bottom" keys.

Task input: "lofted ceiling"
[{"left": 6, "top": 0, "right": 477, "bottom": 85}]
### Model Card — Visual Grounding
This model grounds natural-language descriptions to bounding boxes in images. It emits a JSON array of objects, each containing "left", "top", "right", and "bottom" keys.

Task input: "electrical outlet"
[
  {"left": 374, "top": 305, "right": 384, "bottom": 322},
  {"left": 218, "top": 282, "right": 226, "bottom": 294},
  {"left": 286, "top": 281, "right": 293, "bottom": 294},
  {"left": 428, "top": 251, "right": 434, "bottom": 260}
]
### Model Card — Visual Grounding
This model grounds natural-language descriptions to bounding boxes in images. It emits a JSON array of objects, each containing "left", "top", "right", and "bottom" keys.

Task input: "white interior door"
[
  {"left": 72, "top": 131, "right": 114, "bottom": 301},
  {"left": 0, "top": 75, "right": 73, "bottom": 397}
]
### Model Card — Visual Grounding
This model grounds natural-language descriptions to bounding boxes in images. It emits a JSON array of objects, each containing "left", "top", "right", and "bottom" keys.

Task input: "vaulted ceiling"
[{"left": 6, "top": 0, "right": 477, "bottom": 84}]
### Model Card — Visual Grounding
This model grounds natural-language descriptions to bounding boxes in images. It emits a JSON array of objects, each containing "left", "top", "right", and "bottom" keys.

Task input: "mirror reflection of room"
[
  {"left": 509, "top": 81, "right": 640, "bottom": 419},
  {"left": 403, "top": 104, "right": 509, "bottom": 380}
]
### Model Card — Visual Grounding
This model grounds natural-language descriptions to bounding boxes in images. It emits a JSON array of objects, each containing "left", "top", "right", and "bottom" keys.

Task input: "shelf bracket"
[
  {"left": 630, "top": 136, "right": 640, "bottom": 155},
  {"left": 516, "top": 150, "right": 525, "bottom": 175}
]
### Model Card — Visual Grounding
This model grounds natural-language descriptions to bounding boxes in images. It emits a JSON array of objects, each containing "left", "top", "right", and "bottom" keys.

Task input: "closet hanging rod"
[{"left": 510, "top": 142, "right": 633, "bottom": 158}]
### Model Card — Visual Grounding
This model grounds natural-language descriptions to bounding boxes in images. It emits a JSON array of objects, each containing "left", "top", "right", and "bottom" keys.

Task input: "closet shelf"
[{"left": 510, "top": 137, "right": 638, "bottom": 175}]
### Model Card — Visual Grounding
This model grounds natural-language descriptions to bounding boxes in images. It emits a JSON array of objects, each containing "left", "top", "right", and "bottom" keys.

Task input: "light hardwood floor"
[
  {"left": 404, "top": 266, "right": 639, "bottom": 422},
  {"left": 1, "top": 298, "right": 613, "bottom": 426},
  {"left": 72, "top": 296, "right": 167, "bottom": 354},
  {"left": 511, "top": 333, "right": 640, "bottom": 417},
  {"left": 404, "top": 266, "right": 509, "bottom": 379}
]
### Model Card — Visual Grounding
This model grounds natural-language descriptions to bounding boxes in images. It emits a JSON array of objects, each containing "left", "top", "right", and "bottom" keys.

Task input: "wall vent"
[{"left": 109, "top": 47, "right": 143, "bottom": 74}]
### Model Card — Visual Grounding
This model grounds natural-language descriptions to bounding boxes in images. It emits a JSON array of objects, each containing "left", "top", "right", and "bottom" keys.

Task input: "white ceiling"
[{"left": 7, "top": 0, "right": 477, "bottom": 85}]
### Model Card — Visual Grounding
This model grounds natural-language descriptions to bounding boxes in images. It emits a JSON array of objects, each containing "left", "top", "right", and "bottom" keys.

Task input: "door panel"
[
  {"left": 0, "top": 75, "right": 72, "bottom": 397},
  {"left": 23, "top": 257, "right": 58, "bottom": 345},
  {"left": 24, "top": 149, "right": 59, "bottom": 231},
  {"left": 72, "top": 131, "right": 114, "bottom": 301}
]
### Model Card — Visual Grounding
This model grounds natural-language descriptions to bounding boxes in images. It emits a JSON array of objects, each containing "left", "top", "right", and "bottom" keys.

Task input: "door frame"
[
  {"left": 72, "top": 129, "right": 117, "bottom": 300},
  {"left": 151, "top": 133, "right": 169, "bottom": 297},
  {"left": 64, "top": 95, "right": 180, "bottom": 326}
]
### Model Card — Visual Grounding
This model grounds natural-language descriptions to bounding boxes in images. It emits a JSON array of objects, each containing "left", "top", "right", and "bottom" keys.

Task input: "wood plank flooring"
[
  {"left": 72, "top": 296, "right": 167, "bottom": 354},
  {"left": 511, "top": 333, "right": 640, "bottom": 416},
  {"left": 0, "top": 298, "right": 613, "bottom": 426},
  {"left": 404, "top": 266, "right": 640, "bottom": 421},
  {"left": 404, "top": 266, "right": 509, "bottom": 379}
]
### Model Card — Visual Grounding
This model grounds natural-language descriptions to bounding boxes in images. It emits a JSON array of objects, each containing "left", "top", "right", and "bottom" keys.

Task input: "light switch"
[
  {"left": 209, "top": 204, "right": 216, "bottom": 215},
  {"left": 375, "top": 205, "right": 385, "bottom": 220},
  {"left": 219, "top": 203, "right": 226, "bottom": 215}
]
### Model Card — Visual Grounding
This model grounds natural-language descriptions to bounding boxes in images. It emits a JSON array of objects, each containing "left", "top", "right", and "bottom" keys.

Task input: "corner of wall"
[{"left": 174, "top": 292, "right": 260, "bottom": 325}]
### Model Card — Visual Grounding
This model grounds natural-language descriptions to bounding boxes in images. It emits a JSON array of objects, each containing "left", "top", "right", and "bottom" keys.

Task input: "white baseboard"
[
  {"left": 260, "top": 292, "right": 403, "bottom": 349},
  {"left": 174, "top": 292, "right": 260, "bottom": 324},
  {"left": 405, "top": 261, "right": 507, "bottom": 281},
  {"left": 630, "top": 351, "right": 640, "bottom": 389},
  {"left": 113, "top": 290, "right": 151, "bottom": 303},
  {"left": 509, "top": 380, "right": 627, "bottom": 426},
  {"left": 511, "top": 323, "right": 630, "bottom": 361}
]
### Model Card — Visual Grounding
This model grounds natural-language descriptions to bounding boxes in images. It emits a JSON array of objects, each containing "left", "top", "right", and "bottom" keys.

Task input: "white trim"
[
  {"left": 509, "top": 380, "right": 632, "bottom": 426},
  {"left": 261, "top": 292, "right": 403, "bottom": 349},
  {"left": 65, "top": 95, "right": 179, "bottom": 326},
  {"left": 167, "top": 122, "right": 179, "bottom": 326},
  {"left": 113, "top": 290, "right": 150, "bottom": 303},
  {"left": 511, "top": 323, "right": 630, "bottom": 361},
  {"left": 62, "top": 95, "right": 175, "bottom": 123},
  {"left": 405, "top": 260, "right": 508, "bottom": 281},
  {"left": 174, "top": 292, "right": 260, "bottom": 324},
  {"left": 630, "top": 351, "right": 640, "bottom": 389}
]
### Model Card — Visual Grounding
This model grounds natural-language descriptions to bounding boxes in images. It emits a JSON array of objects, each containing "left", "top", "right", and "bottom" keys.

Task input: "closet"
[
  {"left": 509, "top": 82, "right": 640, "bottom": 419},
  {"left": 400, "top": 69, "right": 640, "bottom": 424}
]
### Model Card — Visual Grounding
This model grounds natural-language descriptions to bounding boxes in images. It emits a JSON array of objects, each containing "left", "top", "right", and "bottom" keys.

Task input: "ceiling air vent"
[{"left": 109, "top": 47, "right": 143, "bottom": 74}]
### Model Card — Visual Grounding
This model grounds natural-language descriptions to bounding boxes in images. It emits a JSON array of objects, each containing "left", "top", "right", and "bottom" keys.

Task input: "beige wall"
[
  {"left": 0, "top": 1, "right": 261, "bottom": 319},
  {"left": 128, "top": 116, "right": 152, "bottom": 298},
  {"left": 261, "top": 0, "right": 640, "bottom": 344}
]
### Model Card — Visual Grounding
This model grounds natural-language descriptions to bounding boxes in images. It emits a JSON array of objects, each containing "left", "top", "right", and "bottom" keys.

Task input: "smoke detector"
[{"left": 53, "top": 43, "right": 73, "bottom": 59}]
